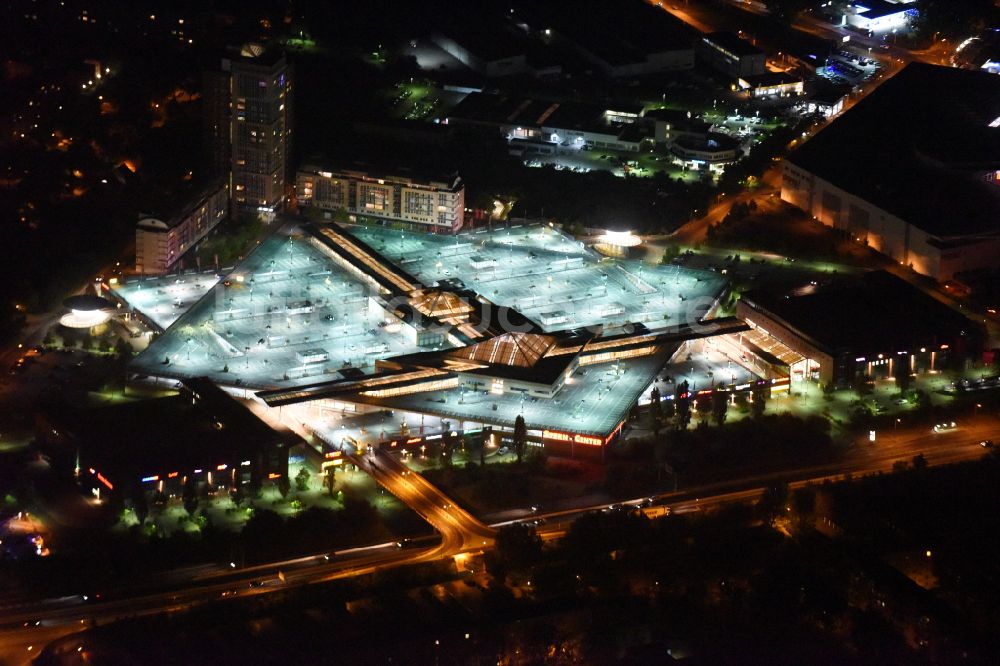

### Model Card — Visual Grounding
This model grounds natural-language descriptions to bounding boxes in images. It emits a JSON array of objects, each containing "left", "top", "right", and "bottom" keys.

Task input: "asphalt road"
[
  {"left": 516, "top": 417, "right": 1000, "bottom": 536},
  {"left": 657, "top": 0, "right": 954, "bottom": 68},
  {"left": 0, "top": 419, "right": 995, "bottom": 662},
  {"left": 356, "top": 449, "right": 495, "bottom": 553},
  {"left": 0, "top": 447, "right": 499, "bottom": 664}
]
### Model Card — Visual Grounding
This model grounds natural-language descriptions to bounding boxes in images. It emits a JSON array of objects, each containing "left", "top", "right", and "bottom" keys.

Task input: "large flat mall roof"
[
  {"left": 349, "top": 224, "right": 725, "bottom": 335},
  {"left": 126, "top": 221, "right": 728, "bottom": 437}
]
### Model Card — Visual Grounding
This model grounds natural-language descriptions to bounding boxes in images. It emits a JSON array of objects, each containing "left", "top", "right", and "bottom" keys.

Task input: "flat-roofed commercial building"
[
  {"left": 643, "top": 108, "right": 741, "bottom": 172},
  {"left": 669, "top": 133, "right": 742, "bottom": 171},
  {"left": 37, "top": 377, "right": 297, "bottom": 500},
  {"left": 514, "top": 0, "right": 696, "bottom": 77},
  {"left": 644, "top": 108, "right": 712, "bottom": 146},
  {"left": 296, "top": 165, "right": 465, "bottom": 233},
  {"left": 430, "top": 10, "right": 565, "bottom": 79},
  {"left": 782, "top": 63, "right": 1000, "bottom": 279},
  {"left": 698, "top": 32, "right": 767, "bottom": 78},
  {"left": 125, "top": 218, "right": 733, "bottom": 459},
  {"left": 801, "top": 83, "right": 851, "bottom": 117},
  {"left": 738, "top": 71, "right": 805, "bottom": 98},
  {"left": 846, "top": 0, "right": 915, "bottom": 33},
  {"left": 136, "top": 180, "right": 229, "bottom": 274},
  {"left": 736, "top": 271, "right": 982, "bottom": 385},
  {"left": 446, "top": 92, "right": 649, "bottom": 152}
]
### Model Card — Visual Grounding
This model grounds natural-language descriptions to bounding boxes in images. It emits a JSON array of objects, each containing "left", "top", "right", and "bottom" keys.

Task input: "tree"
[
  {"left": 756, "top": 482, "right": 790, "bottom": 524},
  {"left": 653, "top": 439, "right": 669, "bottom": 482},
  {"left": 479, "top": 427, "right": 491, "bottom": 466},
  {"left": 182, "top": 477, "right": 199, "bottom": 516},
  {"left": 649, "top": 386, "right": 662, "bottom": 434},
  {"left": 277, "top": 474, "right": 291, "bottom": 499},
  {"left": 324, "top": 466, "right": 336, "bottom": 497},
  {"left": 513, "top": 415, "right": 527, "bottom": 464},
  {"left": 852, "top": 373, "right": 874, "bottom": 396},
  {"left": 750, "top": 382, "right": 769, "bottom": 418},
  {"left": 914, "top": 0, "right": 992, "bottom": 39},
  {"left": 660, "top": 244, "right": 680, "bottom": 264},
  {"left": 295, "top": 467, "right": 311, "bottom": 493},
  {"left": 893, "top": 355, "right": 911, "bottom": 393},
  {"left": 766, "top": 0, "right": 811, "bottom": 25},
  {"left": 711, "top": 384, "right": 729, "bottom": 426},
  {"left": 488, "top": 523, "right": 543, "bottom": 578},
  {"left": 675, "top": 381, "right": 692, "bottom": 430},
  {"left": 115, "top": 338, "right": 133, "bottom": 358},
  {"left": 336, "top": 207, "right": 353, "bottom": 225},
  {"left": 132, "top": 492, "right": 149, "bottom": 525},
  {"left": 791, "top": 485, "right": 817, "bottom": 531},
  {"left": 442, "top": 429, "right": 454, "bottom": 468}
]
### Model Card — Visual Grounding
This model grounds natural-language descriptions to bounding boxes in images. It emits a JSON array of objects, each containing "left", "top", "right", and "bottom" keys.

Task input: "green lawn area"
[
  {"left": 193, "top": 214, "right": 268, "bottom": 269},
  {"left": 119, "top": 458, "right": 429, "bottom": 539}
]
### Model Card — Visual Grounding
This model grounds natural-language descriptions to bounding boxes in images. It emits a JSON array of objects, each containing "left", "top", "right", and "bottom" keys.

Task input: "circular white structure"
[
  {"left": 60, "top": 294, "right": 113, "bottom": 329},
  {"left": 598, "top": 229, "right": 642, "bottom": 248},
  {"left": 595, "top": 228, "right": 642, "bottom": 258}
]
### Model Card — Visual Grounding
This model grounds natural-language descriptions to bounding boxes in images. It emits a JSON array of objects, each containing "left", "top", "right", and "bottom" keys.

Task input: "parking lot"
[
  {"left": 338, "top": 348, "right": 669, "bottom": 438},
  {"left": 113, "top": 271, "right": 222, "bottom": 330},
  {"left": 819, "top": 51, "right": 881, "bottom": 87},
  {"left": 351, "top": 224, "right": 725, "bottom": 334},
  {"left": 130, "top": 228, "right": 426, "bottom": 389}
]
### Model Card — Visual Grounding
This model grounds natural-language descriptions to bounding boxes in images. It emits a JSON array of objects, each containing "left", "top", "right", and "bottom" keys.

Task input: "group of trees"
[
  {"left": 240, "top": 499, "right": 381, "bottom": 562},
  {"left": 611, "top": 411, "right": 833, "bottom": 497},
  {"left": 913, "top": 0, "right": 998, "bottom": 39},
  {"left": 52, "top": 460, "right": 1000, "bottom": 664},
  {"left": 763, "top": 0, "right": 813, "bottom": 25},
  {"left": 648, "top": 381, "right": 769, "bottom": 435}
]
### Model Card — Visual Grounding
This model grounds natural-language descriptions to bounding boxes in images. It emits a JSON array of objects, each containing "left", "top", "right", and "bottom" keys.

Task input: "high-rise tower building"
[
  {"left": 202, "top": 69, "right": 232, "bottom": 178},
  {"left": 204, "top": 44, "right": 293, "bottom": 213}
]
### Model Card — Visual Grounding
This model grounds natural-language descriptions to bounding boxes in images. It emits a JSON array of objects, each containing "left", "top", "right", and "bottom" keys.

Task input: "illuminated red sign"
[
  {"left": 603, "top": 420, "right": 625, "bottom": 445},
  {"left": 543, "top": 430, "right": 602, "bottom": 446}
]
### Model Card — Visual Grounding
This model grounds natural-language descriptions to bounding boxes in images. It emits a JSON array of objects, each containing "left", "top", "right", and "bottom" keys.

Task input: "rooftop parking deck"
[
  {"left": 112, "top": 271, "right": 223, "bottom": 330},
  {"left": 350, "top": 224, "right": 726, "bottom": 334},
  {"left": 125, "top": 223, "right": 733, "bottom": 439},
  {"left": 130, "top": 228, "right": 429, "bottom": 389},
  {"left": 332, "top": 345, "right": 671, "bottom": 437}
]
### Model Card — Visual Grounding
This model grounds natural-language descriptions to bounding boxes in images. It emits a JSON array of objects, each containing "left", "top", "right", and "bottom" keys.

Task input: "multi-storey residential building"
[
  {"left": 296, "top": 165, "right": 465, "bottom": 233},
  {"left": 202, "top": 69, "right": 232, "bottom": 178},
  {"left": 136, "top": 180, "right": 229, "bottom": 274},
  {"left": 204, "top": 44, "right": 293, "bottom": 213}
]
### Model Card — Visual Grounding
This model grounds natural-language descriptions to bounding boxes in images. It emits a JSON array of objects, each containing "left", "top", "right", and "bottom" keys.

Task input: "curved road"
[{"left": 0, "top": 421, "right": 995, "bottom": 663}]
